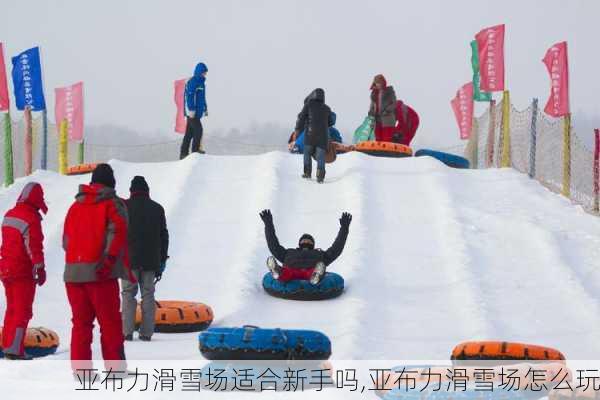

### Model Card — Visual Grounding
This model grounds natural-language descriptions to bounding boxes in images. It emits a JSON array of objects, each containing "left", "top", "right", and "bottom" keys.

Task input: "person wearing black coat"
[
  {"left": 293, "top": 88, "right": 335, "bottom": 183},
  {"left": 259, "top": 209, "right": 351, "bottom": 284},
  {"left": 121, "top": 176, "right": 169, "bottom": 341}
]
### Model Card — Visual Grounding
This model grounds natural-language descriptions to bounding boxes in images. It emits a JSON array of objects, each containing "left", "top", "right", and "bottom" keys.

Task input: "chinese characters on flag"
[
  {"left": 475, "top": 24, "right": 505, "bottom": 92},
  {"left": 0, "top": 43, "right": 9, "bottom": 111},
  {"left": 542, "top": 41, "right": 569, "bottom": 117},
  {"left": 174, "top": 78, "right": 187, "bottom": 133},
  {"left": 451, "top": 82, "right": 474, "bottom": 140},
  {"left": 55, "top": 82, "right": 84, "bottom": 141}
]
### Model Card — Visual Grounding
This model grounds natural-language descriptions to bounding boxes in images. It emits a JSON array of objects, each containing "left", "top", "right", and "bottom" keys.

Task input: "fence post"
[
  {"left": 41, "top": 109, "right": 48, "bottom": 170},
  {"left": 24, "top": 107, "right": 33, "bottom": 176},
  {"left": 501, "top": 90, "right": 511, "bottom": 168},
  {"left": 528, "top": 98, "right": 539, "bottom": 178},
  {"left": 486, "top": 100, "right": 496, "bottom": 168},
  {"left": 78, "top": 140, "right": 84, "bottom": 165},
  {"left": 3, "top": 112, "right": 14, "bottom": 186},
  {"left": 59, "top": 119, "right": 69, "bottom": 175},
  {"left": 562, "top": 113, "right": 571, "bottom": 198},
  {"left": 593, "top": 128, "right": 599, "bottom": 213},
  {"left": 471, "top": 118, "right": 478, "bottom": 168}
]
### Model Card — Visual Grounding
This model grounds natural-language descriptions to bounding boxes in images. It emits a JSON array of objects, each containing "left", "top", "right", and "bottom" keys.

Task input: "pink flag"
[
  {"left": 451, "top": 82, "right": 474, "bottom": 140},
  {"left": 0, "top": 43, "right": 10, "bottom": 111},
  {"left": 174, "top": 78, "right": 188, "bottom": 133},
  {"left": 542, "top": 41, "right": 569, "bottom": 117},
  {"left": 55, "top": 82, "right": 84, "bottom": 141},
  {"left": 475, "top": 24, "right": 505, "bottom": 92}
]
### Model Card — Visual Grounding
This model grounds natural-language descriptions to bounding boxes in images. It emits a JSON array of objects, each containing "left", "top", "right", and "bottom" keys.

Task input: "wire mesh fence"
[{"left": 465, "top": 99, "right": 599, "bottom": 215}]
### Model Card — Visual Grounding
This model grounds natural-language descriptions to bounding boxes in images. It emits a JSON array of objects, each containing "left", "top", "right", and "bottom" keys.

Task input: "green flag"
[{"left": 471, "top": 40, "right": 492, "bottom": 102}]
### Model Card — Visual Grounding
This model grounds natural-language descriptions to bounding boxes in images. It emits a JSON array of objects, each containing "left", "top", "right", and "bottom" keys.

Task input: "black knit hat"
[
  {"left": 130, "top": 176, "right": 149, "bottom": 192},
  {"left": 298, "top": 233, "right": 315, "bottom": 249},
  {"left": 91, "top": 163, "right": 116, "bottom": 188}
]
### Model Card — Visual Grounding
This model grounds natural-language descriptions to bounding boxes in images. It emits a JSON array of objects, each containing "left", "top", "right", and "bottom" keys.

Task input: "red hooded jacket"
[
  {"left": 0, "top": 182, "right": 47, "bottom": 281},
  {"left": 63, "top": 183, "right": 130, "bottom": 283}
]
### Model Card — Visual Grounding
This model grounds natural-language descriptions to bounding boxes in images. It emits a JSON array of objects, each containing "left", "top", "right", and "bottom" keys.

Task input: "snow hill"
[{"left": 1, "top": 152, "right": 600, "bottom": 362}]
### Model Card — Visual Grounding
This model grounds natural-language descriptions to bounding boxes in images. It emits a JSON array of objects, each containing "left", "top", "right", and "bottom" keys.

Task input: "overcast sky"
[{"left": 2, "top": 0, "right": 599, "bottom": 148}]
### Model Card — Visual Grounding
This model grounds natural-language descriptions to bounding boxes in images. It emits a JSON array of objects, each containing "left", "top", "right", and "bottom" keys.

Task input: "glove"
[
  {"left": 97, "top": 255, "right": 117, "bottom": 281},
  {"left": 259, "top": 209, "right": 273, "bottom": 225},
  {"left": 340, "top": 212, "right": 352, "bottom": 229},
  {"left": 188, "top": 111, "right": 196, "bottom": 118},
  {"left": 33, "top": 264, "right": 46, "bottom": 286}
]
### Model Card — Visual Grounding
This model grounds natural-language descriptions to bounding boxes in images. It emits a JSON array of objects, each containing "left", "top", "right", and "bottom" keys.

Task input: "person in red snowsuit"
[
  {"left": 369, "top": 74, "right": 397, "bottom": 142},
  {"left": 63, "top": 164, "right": 131, "bottom": 372},
  {"left": 0, "top": 182, "right": 48, "bottom": 360},
  {"left": 393, "top": 100, "right": 420, "bottom": 146}
]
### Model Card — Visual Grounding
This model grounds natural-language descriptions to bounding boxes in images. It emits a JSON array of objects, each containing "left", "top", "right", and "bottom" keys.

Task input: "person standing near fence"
[
  {"left": 121, "top": 176, "right": 169, "bottom": 342},
  {"left": 0, "top": 182, "right": 48, "bottom": 360},
  {"left": 368, "top": 74, "right": 397, "bottom": 142},
  {"left": 180, "top": 62, "right": 208, "bottom": 159}
]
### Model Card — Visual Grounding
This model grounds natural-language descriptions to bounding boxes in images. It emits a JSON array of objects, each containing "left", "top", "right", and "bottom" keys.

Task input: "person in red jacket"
[
  {"left": 392, "top": 100, "right": 420, "bottom": 146},
  {"left": 368, "top": 74, "right": 397, "bottom": 142},
  {"left": 0, "top": 182, "right": 47, "bottom": 360},
  {"left": 63, "top": 164, "right": 130, "bottom": 372}
]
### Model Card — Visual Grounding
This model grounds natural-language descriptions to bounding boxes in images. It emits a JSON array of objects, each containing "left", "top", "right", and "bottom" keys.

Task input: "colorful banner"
[
  {"left": 55, "top": 82, "right": 84, "bottom": 141},
  {"left": 0, "top": 43, "right": 10, "bottom": 111},
  {"left": 542, "top": 41, "right": 569, "bottom": 117},
  {"left": 471, "top": 40, "right": 492, "bottom": 102},
  {"left": 475, "top": 24, "right": 505, "bottom": 92},
  {"left": 174, "top": 78, "right": 188, "bottom": 133},
  {"left": 451, "top": 82, "right": 474, "bottom": 140},
  {"left": 11, "top": 47, "right": 46, "bottom": 111}
]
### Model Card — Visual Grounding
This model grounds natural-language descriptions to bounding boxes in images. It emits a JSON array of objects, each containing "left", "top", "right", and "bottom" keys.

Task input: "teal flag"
[{"left": 471, "top": 40, "right": 492, "bottom": 102}]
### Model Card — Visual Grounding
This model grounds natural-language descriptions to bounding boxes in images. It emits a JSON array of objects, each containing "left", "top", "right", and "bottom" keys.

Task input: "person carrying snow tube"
[
  {"left": 368, "top": 74, "right": 397, "bottom": 142},
  {"left": 180, "top": 62, "right": 208, "bottom": 159},
  {"left": 293, "top": 88, "right": 335, "bottom": 183},
  {"left": 289, "top": 112, "right": 343, "bottom": 154},
  {"left": 259, "top": 209, "right": 350, "bottom": 300}
]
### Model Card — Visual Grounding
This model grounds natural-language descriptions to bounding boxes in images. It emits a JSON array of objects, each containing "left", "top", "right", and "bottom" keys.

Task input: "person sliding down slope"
[{"left": 259, "top": 209, "right": 351, "bottom": 285}]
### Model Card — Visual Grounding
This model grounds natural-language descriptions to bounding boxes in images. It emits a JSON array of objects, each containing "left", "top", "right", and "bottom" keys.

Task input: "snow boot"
[
  {"left": 266, "top": 256, "right": 282, "bottom": 280},
  {"left": 310, "top": 262, "right": 326, "bottom": 285},
  {"left": 316, "top": 169, "right": 325, "bottom": 184},
  {"left": 124, "top": 334, "right": 133, "bottom": 341},
  {"left": 302, "top": 165, "right": 311, "bottom": 179},
  {"left": 139, "top": 334, "right": 151, "bottom": 342}
]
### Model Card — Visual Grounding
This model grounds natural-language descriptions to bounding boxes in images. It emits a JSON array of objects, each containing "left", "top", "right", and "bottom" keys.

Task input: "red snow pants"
[
  {"left": 374, "top": 123, "right": 396, "bottom": 142},
  {"left": 279, "top": 267, "right": 315, "bottom": 282},
  {"left": 1, "top": 278, "right": 36, "bottom": 356},
  {"left": 65, "top": 279, "right": 126, "bottom": 371}
]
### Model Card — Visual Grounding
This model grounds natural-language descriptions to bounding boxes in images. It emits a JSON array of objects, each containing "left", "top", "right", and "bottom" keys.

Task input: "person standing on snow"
[
  {"left": 0, "top": 183, "right": 48, "bottom": 360},
  {"left": 259, "top": 209, "right": 351, "bottom": 284},
  {"left": 368, "top": 74, "right": 397, "bottom": 142},
  {"left": 63, "top": 164, "right": 131, "bottom": 373},
  {"left": 293, "top": 88, "right": 335, "bottom": 183},
  {"left": 180, "top": 62, "right": 208, "bottom": 159},
  {"left": 121, "top": 176, "right": 169, "bottom": 342}
]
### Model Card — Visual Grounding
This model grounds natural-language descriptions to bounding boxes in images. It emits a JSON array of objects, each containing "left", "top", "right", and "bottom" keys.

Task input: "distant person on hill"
[
  {"left": 259, "top": 209, "right": 351, "bottom": 285},
  {"left": 121, "top": 176, "right": 169, "bottom": 342},
  {"left": 368, "top": 74, "right": 397, "bottom": 142},
  {"left": 180, "top": 62, "right": 208, "bottom": 159},
  {"left": 292, "top": 88, "right": 335, "bottom": 183},
  {"left": 0, "top": 182, "right": 48, "bottom": 360}
]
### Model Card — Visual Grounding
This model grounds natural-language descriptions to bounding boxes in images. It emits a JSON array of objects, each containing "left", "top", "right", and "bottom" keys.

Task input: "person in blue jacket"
[
  {"left": 288, "top": 112, "right": 343, "bottom": 154},
  {"left": 180, "top": 62, "right": 208, "bottom": 159}
]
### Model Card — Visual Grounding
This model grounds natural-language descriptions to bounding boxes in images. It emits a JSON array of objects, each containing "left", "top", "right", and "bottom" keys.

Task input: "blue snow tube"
[
  {"left": 414, "top": 149, "right": 470, "bottom": 169},
  {"left": 262, "top": 272, "right": 344, "bottom": 301},
  {"left": 198, "top": 326, "right": 332, "bottom": 360}
]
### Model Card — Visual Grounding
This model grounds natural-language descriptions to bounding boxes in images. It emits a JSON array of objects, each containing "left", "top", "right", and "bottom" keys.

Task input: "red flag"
[
  {"left": 55, "top": 82, "right": 84, "bottom": 141},
  {"left": 174, "top": 78, "right": 188, "bottom": 134},
  {"left": 542, "top": 41, "right": 569, "bottom": 117},
  {"left": 475, "top": 24, "right": 505, "bottom": 92},
  {"left": 451, "top": 82, "right": 474, "bottom": 140},
  {"left": 0, "top": 43, "right": 10, "bottom": 111}
]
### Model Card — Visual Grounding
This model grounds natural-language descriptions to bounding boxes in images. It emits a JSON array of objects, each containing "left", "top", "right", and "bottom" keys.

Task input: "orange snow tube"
[
  {"left": 135, "top": 300, "right": 213, "bottom": 333},
  {"left": 451, "top": 341, "right": 566, "bottom": 362},
  {"left": 354, "top": 141, "right": 412, "bottom": 158},
  {"left": 66, "top": 163, "right": 98, "bottom": 176},
  {"left": 0, "top": 327, "right": 60, "bottom": 358}
]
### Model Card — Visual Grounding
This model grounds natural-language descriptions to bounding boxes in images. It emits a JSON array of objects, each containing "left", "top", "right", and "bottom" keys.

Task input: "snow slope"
[{"left": 1, "top": 152, "right": 600, "bottom": 362}]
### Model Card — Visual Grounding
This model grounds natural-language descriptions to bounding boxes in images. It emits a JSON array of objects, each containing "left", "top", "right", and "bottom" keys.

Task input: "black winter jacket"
[
  {"left": 264, "top": 222, "right": 349, "bottom": 269},
  {"left": 126, "top": 192, "right": 169, "bottom": 271},
  {"left": 294, "top": 89, "right": 335, "bottom": 150}
]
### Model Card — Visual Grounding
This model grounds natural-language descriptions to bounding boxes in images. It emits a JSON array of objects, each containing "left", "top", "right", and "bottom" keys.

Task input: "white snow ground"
[{"left": 1, "top": 152, "right": 600, "bottom": 364}]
